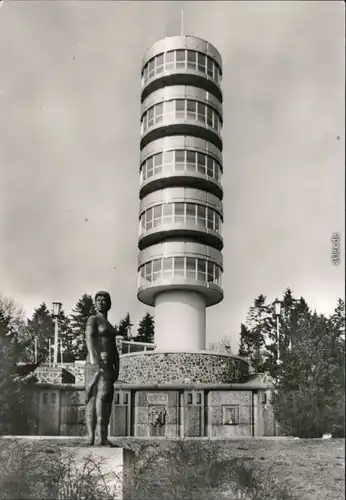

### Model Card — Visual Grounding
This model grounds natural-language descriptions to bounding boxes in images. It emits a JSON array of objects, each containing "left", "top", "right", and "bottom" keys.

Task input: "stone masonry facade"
[
  {"left": 118, "top": 352, "right": 249, "bottom": 384},
  {"left": 33, "top": 384, "right": 276, "bottom": 438}
]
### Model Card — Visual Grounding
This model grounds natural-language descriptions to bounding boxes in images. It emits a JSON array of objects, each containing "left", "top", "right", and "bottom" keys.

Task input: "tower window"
[
  {"left": 176, "top": 49, "right": 186, "bottom": 69},
  {"left": 186, "top": 257, "right": 197, "bottom": 280},
  {"left": 165, "top": 50, "right": 175, "bottom": 70},
  {"left": 175, "top": 150, "right": 185, "bottom": 171},
  {"left": 207, "top": 208, "right": 214, "bottom": 230},
  {"left": 207, "top": 56, "right": 214, "bottom": 77},
  {"left": 175, "top": 100, "right": 185, "bottom": 119},
  {"left": 174, "top": 257, "right": 185, "bottom": 276},
  {"left": 138, "top": 257, "right": 222, "bottom": 287},
  {"left": 162, "top": 257, "right": 174, "bottom": 279},
  {"left": 197, "top": 102, "right": 206, "bottom": 123},
  {"left": 207, "top": 107, "right": 213, "bottom": 127},
  {"left": 142, "top": 50, "right": 222, "bottom": 87},
  {"left": 187, "top": 100, "right": 197, "bottom": 120},
  {"left": 187, "top": 50, "right": 197, "bottom": 70},
  {"left": 207, "top": 261, "right": 214, "bottom": 282},
  {"left": 197, "top": 53, "right": 206, "bottom": 73},
  {"left": 197, "top": 205, "right": 206, "bottom": 226},
  {"left": 207, "top": 156, "right": 214, "bottom": 177},
  {"left": 141, "top": 100, "right": 221, "bottom": 134},
  {"left": 152, "top": 259, "right": 162, "bottom": 281},
  {"left": 186, "top": 203, "right": 196, "bottom": 224},
  {"left": 148, "top": 59, "right": 155, "bottom": 79},
  {"left": 156, "top": 53, "right": 164, "bottom": 74},
  {"left": 186, "top": 151, "right": 196, "bottom": 171},
  {"left": 197, "top": 259, "right": 207, "bottom": 281},
  {"left": 163, "top": 202, "right": 173, "bottom": 222},
  {"left": 174, "top": 203, "right": 185, "bottom": 223},
  {"left": 140, "top": 202, "right": 221, "bottom": 234},
  {"left": 140, "top": 151, "right": 222, "bottom": 185}
]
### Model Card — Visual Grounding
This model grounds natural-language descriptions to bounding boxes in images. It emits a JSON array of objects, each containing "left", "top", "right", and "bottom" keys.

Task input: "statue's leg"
[
  {"left": 95, "top": 375, "right": 114, "bottom": 446},
  {"left": 102, "top": 389, "right": 114, "bottom": 444},
  {"left": 85, "top": 386, "right": 97, "bottom": 445}
]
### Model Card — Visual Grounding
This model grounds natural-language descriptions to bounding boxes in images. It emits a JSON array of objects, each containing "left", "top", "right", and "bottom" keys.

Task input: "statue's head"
[{"left": 95, "top": 291, "right": 112, "bottom": 312}]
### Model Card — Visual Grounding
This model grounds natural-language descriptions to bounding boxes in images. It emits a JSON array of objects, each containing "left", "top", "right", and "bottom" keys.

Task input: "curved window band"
[
  {"left": 141, "top": 99, "right": 222, "bottom": 135},
  {"left": 138, "top": 257, "right": 222, "bottom": 287},
  {"left": 142, "top": 49, "right": 222, "bottom": 86},
  {"left": 140, "top": 202, "right": 222, "bottom": 233},
  {"left": 140, "top": 149, "right": 222, "bottom": 184}
]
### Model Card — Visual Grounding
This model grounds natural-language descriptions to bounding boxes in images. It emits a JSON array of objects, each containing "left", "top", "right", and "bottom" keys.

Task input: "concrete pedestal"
[{"left": 1, "top": 437, "right": 135, "bottom": 500}]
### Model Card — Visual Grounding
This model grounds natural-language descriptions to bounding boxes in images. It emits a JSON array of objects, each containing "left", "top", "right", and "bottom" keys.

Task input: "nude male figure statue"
[{"left": 84, "top": 291, "right": 119, "bottom": 446}]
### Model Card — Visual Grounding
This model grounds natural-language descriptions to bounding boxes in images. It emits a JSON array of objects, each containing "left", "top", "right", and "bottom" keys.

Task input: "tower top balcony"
[{"left": 141, "top": 35, "right": 223, "bottom": 103}]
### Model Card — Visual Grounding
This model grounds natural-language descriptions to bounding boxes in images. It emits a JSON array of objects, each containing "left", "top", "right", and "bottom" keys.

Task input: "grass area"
[{"left": 0, "top": 437, "right": 344, "bottom": 500}]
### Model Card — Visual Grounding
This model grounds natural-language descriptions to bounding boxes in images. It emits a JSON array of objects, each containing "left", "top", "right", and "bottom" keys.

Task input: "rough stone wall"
[
  {"left": 119, "top": 352, "right": 249, "bottom": 384},
  {"left": 34, "top": 367, "right": 75, "bottom": 384},
  {"left": 62, "top": 362, "right": 85, "bottom": 384}
]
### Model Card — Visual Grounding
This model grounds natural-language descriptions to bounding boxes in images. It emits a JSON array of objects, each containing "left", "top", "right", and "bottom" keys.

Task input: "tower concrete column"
[{"left": 154, "top": 290, "right": 206, "bottom": 350}]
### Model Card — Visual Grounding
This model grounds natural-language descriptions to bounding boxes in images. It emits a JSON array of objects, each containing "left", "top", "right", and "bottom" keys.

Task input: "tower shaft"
[{"left": 138, "top": 35, "right": 224, "bottom": 351}]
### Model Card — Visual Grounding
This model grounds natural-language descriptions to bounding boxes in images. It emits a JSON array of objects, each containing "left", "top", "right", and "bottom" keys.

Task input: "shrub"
[
  {"left": 126, "top": 439, "right": 296, "bottom": 500},
  {"left": 0, "top": 439, "right": 118, "bottom": 500},
  {"left": 0, "top": 438, "right": 296, "bottom": 500}
]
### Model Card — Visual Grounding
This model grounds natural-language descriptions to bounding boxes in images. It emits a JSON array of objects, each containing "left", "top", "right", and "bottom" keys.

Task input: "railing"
[{"left": 120, "top": 340, "right": 156, "bottom": 354}]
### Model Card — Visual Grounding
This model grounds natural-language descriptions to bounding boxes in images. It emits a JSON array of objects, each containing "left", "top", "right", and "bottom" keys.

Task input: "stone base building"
[{"left": 33, "top": 350, "right": 276, "bottom": 438}]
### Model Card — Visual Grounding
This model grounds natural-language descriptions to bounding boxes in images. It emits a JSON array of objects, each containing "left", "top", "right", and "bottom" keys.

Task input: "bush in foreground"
[
  {"left": 0, "top": 438, "right": 296, "bottom": 500},
  {"left": 126, "top": 439, "right": 296, "bottom": 500},
  {"left": 0, "top": 439, "right": 117, "bottom": 500}
]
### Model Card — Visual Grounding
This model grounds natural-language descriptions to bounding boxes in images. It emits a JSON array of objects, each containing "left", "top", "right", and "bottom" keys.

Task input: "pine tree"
[
  {"left": 238, "top": 289, "right": 312, "bottom": 376},
  {"left": 238, "top": 324, "right": 254, "bottom": 357},
  {"left": 239, "top": 294, "right": 269, "bottom": 372},
  {"left": 273, "top": 302, "right": 345, "bottom": 437},
  {"left": 0, "top": 299, "right": 37, "bottom": 434},
  {"left": 116, "top": 313, "right": 133, "bottom": 341},
  {"left": 0, "top": 294, "right": 27, "bottom": 342},
  {"left": 55, "top": 308, "right": 74, "bottom": 362},
  {"left": 330, "top": 298, "right": 345, "bottom": 339},
  {"left": 26, "top": 303, "right": 54, "bottom": 364},
  {"left": 135, "top": 313, "right": 155, "bottom": 343},
  {"left": 69, "top": 294, "right": 96, "bottom": 360}
]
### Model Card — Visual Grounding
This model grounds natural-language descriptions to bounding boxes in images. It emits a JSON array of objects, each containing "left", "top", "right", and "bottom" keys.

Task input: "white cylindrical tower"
[
  {"left": 155, "top": 290, "right": 206, "bottom": 350},
  {"left": 137, "top": 35, "right": 224, "bottom": 351}
]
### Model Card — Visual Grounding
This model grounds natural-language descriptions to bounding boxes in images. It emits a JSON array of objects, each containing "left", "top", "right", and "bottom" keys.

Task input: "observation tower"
[{"left": 137, "top": 35, "right": 224, "bottom": 351}]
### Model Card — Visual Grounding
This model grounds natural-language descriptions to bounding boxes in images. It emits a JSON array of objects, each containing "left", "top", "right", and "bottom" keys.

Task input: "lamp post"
[
  {"left": 274, "top": 298, "right": 282, "bottom": 364},
  {"left": 52, "top": 301, "right": 62, "bottom": 366}
]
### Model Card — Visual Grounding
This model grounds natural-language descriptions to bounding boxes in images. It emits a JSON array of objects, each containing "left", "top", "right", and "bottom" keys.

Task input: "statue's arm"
[
  {"left": 85, "top": 316, "right": 98, "bottom": 365},
  {"left": 113, "top": 344, "right": 120, "bottom": 380}
]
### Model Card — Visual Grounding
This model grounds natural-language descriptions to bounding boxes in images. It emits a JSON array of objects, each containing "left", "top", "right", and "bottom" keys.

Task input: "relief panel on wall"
[
  {"left": 148, "top": 405, "right": 167, "bottom": 437},
  {"left": 208, "top": 391, "right": 253, "bottom": 438}
]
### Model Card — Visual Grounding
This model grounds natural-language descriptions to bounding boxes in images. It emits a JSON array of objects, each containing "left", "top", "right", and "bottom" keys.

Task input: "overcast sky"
[{"left": 0, "top": 0, "right": 344, "bottom": 350}]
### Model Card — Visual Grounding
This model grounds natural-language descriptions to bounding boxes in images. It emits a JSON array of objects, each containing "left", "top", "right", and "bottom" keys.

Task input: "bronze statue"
[{"left": 84, "top": 291, "right": 119, "bottom": 446}]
